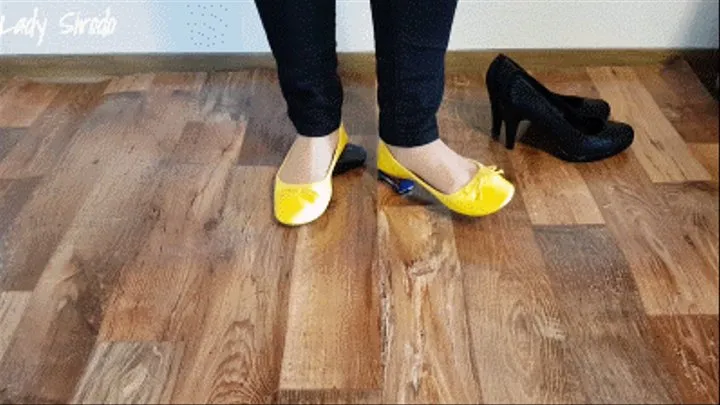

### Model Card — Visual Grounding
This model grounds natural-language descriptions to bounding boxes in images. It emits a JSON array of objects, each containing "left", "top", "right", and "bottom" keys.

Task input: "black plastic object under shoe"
[
  {"left": 486, "top": 54, "right": 611, "bottom": 139},
  {"left": 333, "top": 143, "right": 367, "bottom": 176},
  {"left": 485, "top": 55, "right": 634, "bottom": 162}
]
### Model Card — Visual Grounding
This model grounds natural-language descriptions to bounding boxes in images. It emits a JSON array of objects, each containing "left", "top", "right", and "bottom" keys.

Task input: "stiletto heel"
[
  {"left": 489, "top": 92, "right": 503, "bottom": 139},
  {"left": 503, "top": 109, "right": 521, "bottom": 150},
  {"left": 378, "top": 171, "right": 415, "bottom": 195}
]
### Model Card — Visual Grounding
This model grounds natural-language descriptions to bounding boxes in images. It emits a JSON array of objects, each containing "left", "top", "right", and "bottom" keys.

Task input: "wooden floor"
[{"left": 0, "top": 59, "right": 717, "bottom": 404}]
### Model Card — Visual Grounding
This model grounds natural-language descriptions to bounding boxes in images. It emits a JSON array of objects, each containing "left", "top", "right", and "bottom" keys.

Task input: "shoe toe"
[
  {"left": 275, "top": 196, "right": 328, "bottom": 226},
  {"left": 620, "top": 122, "right": 634, "bottom": 136},
  {"left": 585, "top": 121, "right": 634, "bottom": 160},
  {"left": 598, "top": 100, "right": 611, "bottom": 118},
  {"left": 487, "top": 175, "right": 515, "bottom": 209},
  {"left": 611, "top": 121, "right": 635, "bottom": 145},
  {"left": 274, "top": 185, "right": 331, "bottom": 226},
  {"left": 468, "top": 175, "right": 515, "bottom": 216},
  {"left": 586, "top": 99, "right": 611, "bottom": 120}
]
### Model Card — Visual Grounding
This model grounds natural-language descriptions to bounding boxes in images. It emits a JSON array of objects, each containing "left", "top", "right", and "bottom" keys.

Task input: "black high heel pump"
[
  {"left": 487, "top": 54, "right": 611, "bottom": 139},
  {"left": 486, "top": 54, "right": 634, "bottom": 162}
]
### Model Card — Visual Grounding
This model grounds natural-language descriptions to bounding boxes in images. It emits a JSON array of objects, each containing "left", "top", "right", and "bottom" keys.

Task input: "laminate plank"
[
  {"left": 198, "top": 71, "right": 255, "bottom": 123},
  {"left": 102, "top": 73, "right": 155, "bottom": 95},
  {"left": 277, "top": 390, "right": 382, "bottom": 404},
  {"left": 0, "top": 88, "right": 197, "bottom": 403},
  {"left": 378, "top": 206, "right": 482, "bottom": 404},
  {"left": 0, "top": 77, "right": 25, "bottom": 100},
  {"left": 635, "top": 60, "right": 718, "bottom": 143},
  {"left": 99, "top": 121, "right": 246, "bottom": 341},
  {"left": 1, "top": 88, "right": 193, "bottom": 291},
  {"left": 649, "top": 85, "right": 718, "bottom": 145},
  {"left": 0, "top": 239, "right": 109, "bottom": 403},
  {"left": 170, "top": 166, "right": 296, "bottom": 403},
  {"left": 0, "top": 82, "right": 109, "bottom": 179},
  {"left": 689, "top": 143, "right": 719, "bottom": 182},
  {"left": 0, "top": 177, "right": 41, "bottom": 237},
  {"left": 655, "top": 58, "right": 716, "bottom": 104},
  {"left": 279, "top": 168, "right": 381, "bottom": 390},
  {"left": 72, "top": 342, "right": 182, "bottom": 404},
  {"left": 70, "top": 91, "right": 197, "bottom": 225},
  {"left": 657, "top": 182, "right": 719, "bottom": 282},
  {"left": 647, "top": 315, "right": 719, "bottom": 404},
  {"left": 151, "top": 72, "right": 207, "bottom": 96},
  {"left": 170, "top": 121, "right": 241, "bottom": 164},
  {"left": 0, "top": 93, "right": 143, "bottom": 291},
  {"left": 453, "top": 196, "right": 584, "bottom": 403},
  {"left": 0, "top": 128, "right": 25, "bottom": 163},
  {"left": 0, "top": 174, "right": 196, "bottom": 403},
  {"left": 0, "top": 81, "right": 62, "bottom": 127},
  {"left": 94, "top": 163, "right": 220, "bottom": 340},
  {"left": 580, "top": 154, "right": 718, "bottom": 315},
  {"left": 587, "top": 66, "right": 711, "bottom": 183},
  {"left": 0, "top": 291, "right": 31, "bottom": 361},
  {"left": 508, "top": 144, "right": 604, "bottom": 225},
  {"left": 631, "top": 64, "right": 684, "bottom": 109},
  {"left": 0, "top": 77, "right": 23, "bottom": 103},
  {"left": 238, "top": 69, "right": 296, "bottom": 166},
  {"left": 535, "top": 226, "right": 680, "bottom": 404},
  {"left": 0, "top": 194, "right": 179, "bottom": 404}
]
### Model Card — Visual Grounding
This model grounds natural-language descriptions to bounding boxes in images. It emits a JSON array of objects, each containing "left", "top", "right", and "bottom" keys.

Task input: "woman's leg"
[
  {"left": 255, "top": 0, "right": 342, "bottom": 183},
  {"left": 371, "top": 0, "right": 480, "bottom": 194}
]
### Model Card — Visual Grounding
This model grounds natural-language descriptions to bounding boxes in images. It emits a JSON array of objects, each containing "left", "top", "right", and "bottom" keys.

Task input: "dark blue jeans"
[{"left": 254, "top": 0, "right": 459, "bottom": 147}]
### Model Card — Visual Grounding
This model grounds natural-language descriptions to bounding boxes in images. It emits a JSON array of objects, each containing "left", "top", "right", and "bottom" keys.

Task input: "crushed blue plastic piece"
[{"left": 378, "top": 171, "right": 415, "bottom": 195}]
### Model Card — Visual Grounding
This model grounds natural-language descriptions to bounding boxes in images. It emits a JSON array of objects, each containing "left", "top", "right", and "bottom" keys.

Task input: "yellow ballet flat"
[
  {"left": 377, "top": 141, "right": 514, "bottom": 216},
  {"left": 274, "top": 125, "right": 349, "bottom": 226}
]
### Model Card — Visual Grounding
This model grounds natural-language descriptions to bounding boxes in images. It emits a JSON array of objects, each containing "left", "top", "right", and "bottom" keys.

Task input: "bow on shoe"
[
  {"left": 460, "top": 165, "right": 505, "bottom": 201},
  {"left": 478, "top": 165, "right": 504, "bottom": 177}
]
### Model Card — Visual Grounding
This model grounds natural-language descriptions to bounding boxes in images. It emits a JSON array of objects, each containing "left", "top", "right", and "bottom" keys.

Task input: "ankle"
[
  {"left": 278, "top": 130, "right": 339, "bottom": 184},
  {"left": 296, "top": 129, "right": 338, "bottom": 144},
  {"left": 386, "top": 140, "right": 438, "bottom": 162}
]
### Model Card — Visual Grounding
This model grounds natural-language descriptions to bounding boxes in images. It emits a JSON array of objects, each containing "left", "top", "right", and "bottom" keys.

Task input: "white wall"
[{"left": 0, "top": 0, "right": 717, "bottom": 55}]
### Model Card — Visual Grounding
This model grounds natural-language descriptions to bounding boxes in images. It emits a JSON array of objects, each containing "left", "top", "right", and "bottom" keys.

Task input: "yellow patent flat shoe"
[
  {"left": 377, "top": 141, "right": 514, "bottom": 216},
  {"left": 274, "top": 125, "right": 349, "bottom": 226}
]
